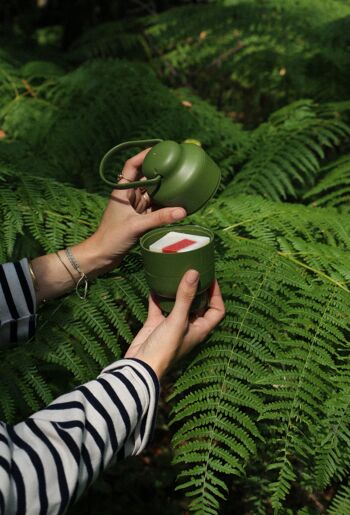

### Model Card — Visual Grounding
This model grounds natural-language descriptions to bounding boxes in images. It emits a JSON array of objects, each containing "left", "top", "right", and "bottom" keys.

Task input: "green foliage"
[
  {"left": 329, "top": 481, "right": 350, "bottom": 515},
  {"left": 40, "top": 1, "right": 350, "bottom": 122},
  {"left": 68, "top": 21, "right": 150, "bottom": 62},
  {"left": 1, "top": 1, "right": 350, "bottom": 513},
  {"left": 0, "top": 55, "right": 247, "bottom": 191},
  {"left": 58, "top": 0, "right": 350, "bottom": 124},
  {"left": 305, "top": 154, "right": 350, "bottom": 211},
  {"left": 223, "top": 100, "right": 350, "bottom": 200},
  {"left": 142, "top": 0, "right": 350, "bottom": 122},
  {"left": 312, "top": 365, "right": 350, "bottom": 489},
  {"left": 171, "top": 194, "right": 350, "bottom": 513},
  {"left": 0, "top": 166, "right": 148, "bottom": 419}
]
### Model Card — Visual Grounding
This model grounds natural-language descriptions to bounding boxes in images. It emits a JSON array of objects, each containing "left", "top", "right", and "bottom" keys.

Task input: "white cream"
[{"left": 149, "top": 231, "right": 210, "bottom": 253}]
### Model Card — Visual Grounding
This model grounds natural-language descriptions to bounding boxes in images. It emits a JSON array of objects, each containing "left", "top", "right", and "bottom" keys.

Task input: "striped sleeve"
[
  {"left": 0, "top": 259, "right": 37, "bottom": 346},
  {"left": 0, "top": 358, "right": 160, "bottom": 515}
]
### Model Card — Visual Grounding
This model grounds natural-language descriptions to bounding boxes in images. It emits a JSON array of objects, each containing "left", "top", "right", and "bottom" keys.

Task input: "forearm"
[
  {"left": 30, "top": 235, "right": 117, "bottom": 304},
  {"left": 0, "top": 242, "right": 113, "bottom": 345},
  {"left": 0, "top": 358, "right": 159, "bottom": 514}
]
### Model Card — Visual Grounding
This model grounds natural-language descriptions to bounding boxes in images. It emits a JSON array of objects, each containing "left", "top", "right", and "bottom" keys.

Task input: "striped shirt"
[
  {"left": 0, "top": 259, "right": 160, "bottom": 514},
  {"left": 0, "top": 259, "right": 37, "bottom": 344}
]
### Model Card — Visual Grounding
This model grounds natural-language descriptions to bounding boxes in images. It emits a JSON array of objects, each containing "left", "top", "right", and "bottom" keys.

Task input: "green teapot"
[{"left": 99, "top": 139, "right": 221, "bottom": 214}]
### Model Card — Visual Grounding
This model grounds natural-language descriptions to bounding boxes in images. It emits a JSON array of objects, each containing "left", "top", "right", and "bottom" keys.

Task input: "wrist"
[
  {"left": 30, "top": 253, "right": 76, "bottom": 303},
  {"left": 137, "top": 358, "right": 167, "bottom": 381},
  {"left": 72, "top": 234, "right": 120, "bottom": 278},
  {"left": 125, "top": 350, "right": 170, "bottom": 380}
]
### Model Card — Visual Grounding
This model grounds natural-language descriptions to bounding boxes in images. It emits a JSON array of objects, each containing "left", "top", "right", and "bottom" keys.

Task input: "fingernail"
[
  {"left": 187, "top": 270, "right": 199, "bottom": 284},
  {"left": 172, "top": 208, "right": 186, "bottom": 220}
]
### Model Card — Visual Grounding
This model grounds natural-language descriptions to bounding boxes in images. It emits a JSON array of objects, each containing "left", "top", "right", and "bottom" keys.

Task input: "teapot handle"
[{"left": 99, "top": 139, "right": 163, "bottom": 189}]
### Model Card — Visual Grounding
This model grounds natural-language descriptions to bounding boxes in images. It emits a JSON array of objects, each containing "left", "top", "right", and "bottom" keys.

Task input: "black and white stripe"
[
  {"left": 0, "top": 259, "right": 160, "bottom": 514},
  {"left": 0, "top": 259, "right": 37, "bottom": 345},
  {"left": 0, "top": 359, "right": 159, "bottom": 514}
]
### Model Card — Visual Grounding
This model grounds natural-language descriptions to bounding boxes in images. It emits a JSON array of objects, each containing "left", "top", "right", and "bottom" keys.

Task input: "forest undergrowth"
[{"left": 1, "top": 1, "right": 350, "bottom": 513}]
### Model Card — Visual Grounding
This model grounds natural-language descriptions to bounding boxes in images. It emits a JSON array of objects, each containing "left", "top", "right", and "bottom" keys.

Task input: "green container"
[
  {"left": 99, "top": 138, "right": 220, "bottom": 313},
  {"left": 99, "top": 139, "right": 221, "bottom": 215},
  {"left": 140, "top": 225, "right": 215, "bottom": 313}
]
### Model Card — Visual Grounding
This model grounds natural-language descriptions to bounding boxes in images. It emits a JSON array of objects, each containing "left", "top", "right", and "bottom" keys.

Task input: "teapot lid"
[{"left": 142, "top": 139, "right": 221, "bottom": 215}]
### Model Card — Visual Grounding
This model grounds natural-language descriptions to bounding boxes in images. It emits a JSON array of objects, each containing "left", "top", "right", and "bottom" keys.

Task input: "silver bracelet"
[{"left": 65, "top": 247, "right": 88, "bottom": 300}]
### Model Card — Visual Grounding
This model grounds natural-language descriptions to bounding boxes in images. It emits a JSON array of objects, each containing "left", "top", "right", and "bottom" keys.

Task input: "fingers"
[
  {"left": 169, "top": 270, "right": 200, "bottom": 324},
  {"left": 198, "top": 281, "right": 226, "bottom": 332},
  {"left": 112, "top": 148, "right": 151, "bottom": 202},
  {"left": 133, "top": 206, "right": 186, "bottom": 234},
  {"left": 119, "top": 148, "right": 151, "bottom": 183},
  {"left": 209, "top": 280, "right": 225, "bottom": 312},
  {"left": 134, "top": 189, "right": 151, "bottom": 214},
  {"left": 147, "top": 292, "right": 163, "bottom": 320},
  {"left": 175, "top": 281, "right": 225, "bottom": 351}
]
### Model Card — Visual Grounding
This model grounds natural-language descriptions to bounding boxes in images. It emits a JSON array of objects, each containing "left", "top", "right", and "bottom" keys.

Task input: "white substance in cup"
[{"left": 149, "top": 231, "right": 210, "bottom": 253}]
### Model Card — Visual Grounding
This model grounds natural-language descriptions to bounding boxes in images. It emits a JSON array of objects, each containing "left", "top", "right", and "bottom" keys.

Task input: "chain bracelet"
[{"left": 65, "top": 247, "right": 88, "bottom": 300}]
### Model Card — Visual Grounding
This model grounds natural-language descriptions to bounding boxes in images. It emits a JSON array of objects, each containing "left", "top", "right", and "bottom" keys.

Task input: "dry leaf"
[
  {"left": 181, "top": 100, "right": 193, "bottom": 108},
  {"left": 279, "top": 67, "right": 287, "bottom": 76},
  {"left": 0, "top": 130, "right": 6, "bottom": 139},
  {"left": 227, "top": 111, "right": 244, "bottom": 121},
  {"left": 199, "top": 31, "right": 207, "bottom": 40}
]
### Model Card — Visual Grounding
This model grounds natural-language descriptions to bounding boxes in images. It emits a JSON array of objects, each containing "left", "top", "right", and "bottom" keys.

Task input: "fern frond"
[
  {"left": 223, "top": 100, "right": 350, "bottom": 200},
  {"left": 196, "top": 194, "right": 350, "bottom": 287},
  {"left": 258, "top": 283, "right": 350, "bottom": 511},
  {"left": 0, "top": 56, "right": 248, "bottom": 191},
  {"left": 0, "top": 167, "right": 144, "bottom": 421},
  {"left": 311, "top": 364, "right": 350, "bottom": 489},
  {"left": 169, "top": 239, "right": 310, "bottom": 513},
  {"left": 329, "top": 481, "right": 350, "bottom": 515},
  {"left": 69, "top": 21, "right": 150, "bottom": 61},
  {"left": 144, "top": 0, "right": 350, "bottom": 119},
  {"left": 304, "top": 154, "right": 350, "bottom": 211}
]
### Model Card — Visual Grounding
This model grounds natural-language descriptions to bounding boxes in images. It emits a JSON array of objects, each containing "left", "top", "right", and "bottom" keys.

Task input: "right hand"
[
  {"left": 124, "top": 270, "right": 225, "bottom": 379},
  {"left": 75, "top": 149, "right": 186, "bottom": 277}
]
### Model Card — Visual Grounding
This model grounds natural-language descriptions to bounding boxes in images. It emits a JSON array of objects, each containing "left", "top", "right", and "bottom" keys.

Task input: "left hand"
[
  {"left": 74, "top": 148, "right": 187, "bottom": 277},
  {"left": 125, "top": 270, "right": 225, "bottom": 380}
]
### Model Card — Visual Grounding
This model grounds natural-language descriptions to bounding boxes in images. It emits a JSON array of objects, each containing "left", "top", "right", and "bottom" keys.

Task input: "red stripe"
[{"left": 162, "top": 238, "right": 196, "bottom": 253}]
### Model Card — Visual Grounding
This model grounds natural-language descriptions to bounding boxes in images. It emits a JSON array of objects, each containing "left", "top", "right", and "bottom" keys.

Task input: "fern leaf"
[{"left": 329, "top": 482, "right": 350, "bottom": 515}]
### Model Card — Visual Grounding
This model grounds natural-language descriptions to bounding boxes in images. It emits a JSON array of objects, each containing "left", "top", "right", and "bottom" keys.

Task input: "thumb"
[
  {"left": 134, "top": 207, "right": 186, "bottom": 235},
  {"left": 169, "top": 270, "right": 200, "bottom": 324}
]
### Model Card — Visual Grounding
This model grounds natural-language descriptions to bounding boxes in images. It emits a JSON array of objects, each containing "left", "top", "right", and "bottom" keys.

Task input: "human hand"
[
  {"left": 74, "top": 149, "right": 186, "bottom": 277},
  {"left": 124, "top": 270, "right": 225, "bottom": 380},
  {"left": 30, "top": 149, "right": 186, "bottom": 303}
]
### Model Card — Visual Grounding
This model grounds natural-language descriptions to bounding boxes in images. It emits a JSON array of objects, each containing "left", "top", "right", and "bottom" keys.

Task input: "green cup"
[{"left": 140, "top": 225, "right": 215, "bottom": 313}]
